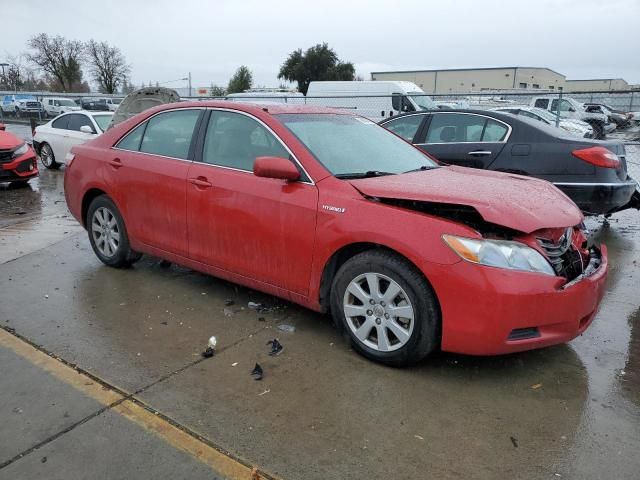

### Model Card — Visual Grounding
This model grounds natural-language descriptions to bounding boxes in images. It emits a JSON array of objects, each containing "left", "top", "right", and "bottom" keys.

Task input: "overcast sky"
[{"left": 4, "top": 0, "right": 640, "bottom": 90}]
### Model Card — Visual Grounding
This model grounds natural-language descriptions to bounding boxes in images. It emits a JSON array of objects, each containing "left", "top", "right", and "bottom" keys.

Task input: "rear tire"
[
  {"left": 39, "top": 143, "right": 60, "bottom": 170},
  {"left": 330, "top": 250, "right": 439, "bottom": 367},
  {"left": 87, "top": 195, "right": 141, "bottom": 268}
]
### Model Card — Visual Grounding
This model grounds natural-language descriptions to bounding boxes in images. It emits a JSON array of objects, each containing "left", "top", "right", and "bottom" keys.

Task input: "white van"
[
  {"left": 42, "top": 97, "right": 81, "bottom": 118},
  {"left": 305, "top": 81, "right": 436, "bottom": 121}
]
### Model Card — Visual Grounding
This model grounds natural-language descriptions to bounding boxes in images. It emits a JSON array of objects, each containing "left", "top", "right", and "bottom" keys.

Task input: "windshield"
[
  {"left": 407, "top": 92, "right": 437, "bottom": 110},
  {"left": 92, "top": 113, "right": 113, "bottom": 131},
  {"left": 277, "top": 113, "right": 437, "bottom": 176},
  {"left": 59, "top": 99, "right": 76, "bottom": 107}
]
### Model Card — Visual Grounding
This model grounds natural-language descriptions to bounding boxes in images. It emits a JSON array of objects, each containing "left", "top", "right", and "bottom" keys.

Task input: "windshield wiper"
[
  {"left": 403, "top": 165, "right": 437, "bottom": 173},
  {"left": 335, "top": 170, "right": 396, "bottom": 179}
]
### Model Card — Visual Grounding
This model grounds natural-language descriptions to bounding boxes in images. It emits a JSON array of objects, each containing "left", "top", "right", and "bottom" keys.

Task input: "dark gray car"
[{"left": 380, "top": 109, "right": 640, "bottom": 215}]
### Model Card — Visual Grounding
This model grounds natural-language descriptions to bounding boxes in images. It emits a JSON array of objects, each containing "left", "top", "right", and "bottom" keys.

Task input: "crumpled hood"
[
  {"left": 349, "top": 166, "right": 582, "bottom": 234},
  {"left": 0, "top": 130, "right": 22, "bottom": 150}
]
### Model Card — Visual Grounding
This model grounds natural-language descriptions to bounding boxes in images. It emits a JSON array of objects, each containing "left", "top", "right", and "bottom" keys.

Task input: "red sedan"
[
  {"left": 0, "top": 125, "right": 38, "bottom": 184},
  {"left": 64, "top": 102, "right": 608, "bottom": 366}
]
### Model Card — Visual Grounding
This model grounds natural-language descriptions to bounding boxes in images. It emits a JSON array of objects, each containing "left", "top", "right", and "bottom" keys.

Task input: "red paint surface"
[{"left": 64, "top": 101, "right": 608, "bottom": 355}]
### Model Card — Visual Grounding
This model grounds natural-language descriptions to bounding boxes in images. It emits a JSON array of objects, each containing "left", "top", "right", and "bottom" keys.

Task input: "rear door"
[
  {"left": 106, "top": 108, "right": 203, "bottom": 256},
  {"left": 414, "top": 112, "right": 510, "bottom": 169},
  {"left": 46, "top": 115, "right": 71, "bottom": 160}
]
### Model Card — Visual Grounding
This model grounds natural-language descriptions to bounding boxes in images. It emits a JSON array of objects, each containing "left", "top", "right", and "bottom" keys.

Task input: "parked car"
[
  {"left": 75, "top": 97, "right": 111, "bottom": 111},
  {"left": 42, "top": 97, "right": 81, "bottom": 118},
  {"left": 64, "top": 101, "right": 608, "bottom": 366},
  {"left": 0, "top": 127, "right": 38, "bottom": 184},
  {"left": 380, "top": 109, "right": 639, "bottom": 215},
  {"left": 103, "top": 97, "right": 123, "bottom": 111},
  {"left": 530, "top": 96, "right": 612, "bottom": 138},
  {"left": 33, "top": 111, "right": 113, "bottom": 169},
  {"left": 583, "top": 103, "right": 631, "bottom": 129},
  {"left": 1, "top": 94, "right": 44, "bottom": 118},
  {"left": 305, "top": 81, "right": 437, "bottom": 121},
  {"left": 491, "top": 106, "right": 593, "bottom": 137},
  {"left": 109, "top": 87, "right": 180, "bottom": 129}
]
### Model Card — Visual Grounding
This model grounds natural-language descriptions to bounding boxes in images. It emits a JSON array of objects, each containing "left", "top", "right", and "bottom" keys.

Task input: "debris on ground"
[
  {"left": 530, "top": 383, "right": 543, "bottom": 390},
  {"left": 232, "top": 362, "right": 238, "bottom": 367},
  {"left": 510, "top": 436, "right": 518, "bottom": 448},
  {"left": 277, "top": 324, "right": 295, "bottom": 333},
  {"left": 267, "top": 339, "right": 283, "bottom": 356},
  {"left": 201, "top": 336, "right": 217, "bottom": 358},
  {"left": 223, "top": 308, "right": 235, "bottom": 317},
  {"left": 414, "top": 435, "right": 424, "bottom": 441},
  {"left": 250, "top": 363, "right": 263, "bottom": 381},
  {"left": 258, "top": 389, "right": 270, "bottom": 396},
  {"left": 248, "top": 301, "right": 263, "bottom": 310},
  {"left": 40, "top": 457, "right": 47, "bottom": 463}
]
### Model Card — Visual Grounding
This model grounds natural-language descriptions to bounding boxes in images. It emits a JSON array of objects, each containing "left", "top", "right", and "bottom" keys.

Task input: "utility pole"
[{"left": 188, "top": 72, "right": 192, "bottom": 97}]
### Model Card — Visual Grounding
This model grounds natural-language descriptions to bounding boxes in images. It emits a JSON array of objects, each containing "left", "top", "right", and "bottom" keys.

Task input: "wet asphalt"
[{"left": 1, "top": 123, "right": 639, "bottom": 479}]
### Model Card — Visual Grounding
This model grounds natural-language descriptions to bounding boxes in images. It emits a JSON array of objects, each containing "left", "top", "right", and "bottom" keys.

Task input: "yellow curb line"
[{"left": 0, "top": 328, "right": 271, "bottom": 480}]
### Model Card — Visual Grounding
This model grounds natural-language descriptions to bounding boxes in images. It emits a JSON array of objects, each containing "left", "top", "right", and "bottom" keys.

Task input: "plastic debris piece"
[
  {"left": 250, "top": 363, "right": 263, "bottom": 381},
  {"left": 258, "top": 389, "right": 271, "bottom": 396},
  {"left": 202, "top": 336, "right": 217, "bottom": 358},
  {"left": 223, "top": 308, "right": 234, "bottom": 317},
  {"left": 414, "top": 435, "right": 424, "bottom": 441},
  {"left": 277, "top": 324, "right": 295, "bottom": 333},
  {"left": 248, "top": 301, "right": 263, "bottom": 310},
  {"left": 44, "top": 294, "right": 49, "bottom": 299},
  {"left": 267, "top": 339, "right": 283, "bottom": 356},
  {"left": 531, "top": 383, "right": 542, "bottom": 390},
  {"left": 510, "top": 436, "right": 518, "bottom": 448},
  {"left": 232, "top": 362, "right": 238, "bottom": 367}
]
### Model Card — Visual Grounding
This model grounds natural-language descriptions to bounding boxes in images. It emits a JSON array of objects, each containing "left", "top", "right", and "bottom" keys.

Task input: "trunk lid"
[{"left": 349, "top": 166, "right": 582, "bottom": 234}]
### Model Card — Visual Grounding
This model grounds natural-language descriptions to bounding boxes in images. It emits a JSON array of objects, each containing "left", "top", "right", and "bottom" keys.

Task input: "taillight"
[{"left": 571, "top": 146, "right": 620, "bottom": 169}]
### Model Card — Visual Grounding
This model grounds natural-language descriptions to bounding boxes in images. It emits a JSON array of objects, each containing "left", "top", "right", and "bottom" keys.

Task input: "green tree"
[
  {"left": 227, "top": 66, "right": 253, "bottom": 94},
  {"left": 278, "top": 43, "right": 355, "bottom": 95}
]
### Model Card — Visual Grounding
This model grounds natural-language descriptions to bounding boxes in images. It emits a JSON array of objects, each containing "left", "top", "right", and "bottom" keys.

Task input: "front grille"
[
  {"left": 25, "top": 102, "right": 40, "bottom": 108},
  {"left": 537, "top": 227, "right": 573, "bottom": 273},
  {"left": 0, "top": 149, "right": 14, "bottom": 164}
]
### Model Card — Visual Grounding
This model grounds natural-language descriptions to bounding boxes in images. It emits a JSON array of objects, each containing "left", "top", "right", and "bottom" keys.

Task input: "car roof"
[
  {"left": 380, "top": 109, "right": 518, "bottom": 123},
  {"left": 157, "top": 100, "right": 351, "bottom": 116}
]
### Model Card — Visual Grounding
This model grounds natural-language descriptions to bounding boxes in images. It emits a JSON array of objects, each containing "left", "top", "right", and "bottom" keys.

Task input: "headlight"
[
  {"left": 442, "top": 234, "right": 555, "bottom": 276},
  {"left": 12, "top": 143, "right": 29, "bottom": 157}
]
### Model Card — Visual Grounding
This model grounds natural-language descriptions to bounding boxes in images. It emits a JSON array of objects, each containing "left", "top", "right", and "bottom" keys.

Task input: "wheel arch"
[
  {"left": 318, "top": 242, "right": 441, "bottom": 320},
  {"left": 81, "top": 188, "right": 108, "bottom": 227}
]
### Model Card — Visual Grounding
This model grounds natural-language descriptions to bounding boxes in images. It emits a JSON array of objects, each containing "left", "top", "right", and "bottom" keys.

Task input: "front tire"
[
  {"left": 39, "top": 143, "right": 60, "bottom": 169},
  {"left": 330, "top": 250, "right": 439, "bottom": 367},
  {"left": 87, "top": 195, "right": 141, "bottom": 268}
]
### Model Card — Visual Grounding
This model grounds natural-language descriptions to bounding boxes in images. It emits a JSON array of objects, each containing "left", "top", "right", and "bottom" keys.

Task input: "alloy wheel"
[
  {"left": 91, "top": 207, "right": 121, "bottom": 258},
  {"left": 40, "top": 145, "right": 53, "bottom": 167},
  {"left": 343, "top": 272, "right": 415, "bottom": 352}
]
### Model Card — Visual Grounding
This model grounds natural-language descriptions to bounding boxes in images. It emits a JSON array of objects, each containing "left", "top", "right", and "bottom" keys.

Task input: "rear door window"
[
  {"left": 116, "top": 123, "right": 146, "bottom": 151},
  {"left": 52, "top": 115, "right": 70, "bottom": 129},
  {"left": 139, "top": 109, "right": 201, "bottom": 160},
  {"left": 383, "top": 115, "right": 424, "bottom": 142},
  {"left": 482, "top": 119, "right": 508, "bottom": 141}
]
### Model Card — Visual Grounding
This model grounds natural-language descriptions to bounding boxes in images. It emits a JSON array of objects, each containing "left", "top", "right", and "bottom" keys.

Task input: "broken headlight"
[
  {"left": 442, "top": 235, "right": 555, "bottom": 276},
  {"left": 12, "top": 143, "right": 29, "bottom": 158}
]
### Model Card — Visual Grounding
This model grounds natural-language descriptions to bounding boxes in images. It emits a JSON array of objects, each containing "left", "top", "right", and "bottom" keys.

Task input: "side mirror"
[
  {"left": 253, "top": 156, "right": 300, "bottom": 181},
  {"left": 569, "top": 107, "right": 576, "bottom": 112},
  {"left": 0, "top": 123, "right": 5, "bottom": 131},
  {"left": 80, "top": 125, "right": 95, "bottom": 134}
]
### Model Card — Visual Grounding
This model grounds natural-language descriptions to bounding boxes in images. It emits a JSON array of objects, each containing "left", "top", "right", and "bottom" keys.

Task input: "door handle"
[
  {"left": 189, "top": 176, "right": 212, "bottom": 188},
  {"left": 468, "top": 150, "right": 492, "bottom": 156},
  {"left": 108, "top": 158, "right": 123, "bottom": 168}
]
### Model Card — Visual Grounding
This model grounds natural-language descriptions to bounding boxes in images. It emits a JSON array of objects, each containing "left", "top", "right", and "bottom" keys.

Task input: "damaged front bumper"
[{"left": 427, "top": 245, "right": 608, "bottom": 356}]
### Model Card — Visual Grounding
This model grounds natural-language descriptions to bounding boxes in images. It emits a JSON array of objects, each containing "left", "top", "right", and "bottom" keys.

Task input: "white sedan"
[{"left": 33, "top": 111, "right": 113, "bottom": 169}]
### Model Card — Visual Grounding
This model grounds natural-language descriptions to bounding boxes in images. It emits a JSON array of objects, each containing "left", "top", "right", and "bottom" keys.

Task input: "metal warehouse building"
[
  {"left": 371, "top": 67, "right": 636, "bottom": 94},
  {"left": 371, "top": 67, "right": 566, "bottom": 94}
]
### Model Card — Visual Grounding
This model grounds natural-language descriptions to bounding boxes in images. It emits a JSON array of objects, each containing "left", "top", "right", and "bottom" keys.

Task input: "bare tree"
[
  {"left": 85, "top": 39, "right": 130, "bottom": 94},
  {"left": 26, "top": 34, "right": 85, "bottom": 92}
]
